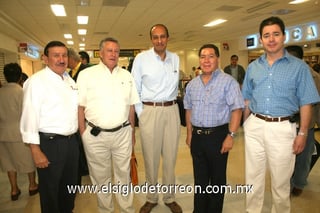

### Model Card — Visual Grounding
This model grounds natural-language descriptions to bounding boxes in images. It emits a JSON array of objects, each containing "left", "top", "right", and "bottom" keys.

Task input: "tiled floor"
[{"left": 1, "top": 126, "right": 320, "bottom": 213}]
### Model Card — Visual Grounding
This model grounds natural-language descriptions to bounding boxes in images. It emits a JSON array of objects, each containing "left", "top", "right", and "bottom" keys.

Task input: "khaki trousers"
[
  {"left": 139, "top": 104, "right": 180, "bottom": 203},
  {"left": 243, "top": 114, "right": 296, "bottom": 213},
  {"left": 82, "top": 125, "right": 134, "bottom": 213}
]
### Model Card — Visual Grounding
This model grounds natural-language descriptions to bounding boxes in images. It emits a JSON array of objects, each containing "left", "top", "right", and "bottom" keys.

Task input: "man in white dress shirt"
[
  {"left": 20, "top": 41, "right": 79, "bottom": 213},
  {"left": 77, "top": 37, "right": 139, "bottom": 213}
]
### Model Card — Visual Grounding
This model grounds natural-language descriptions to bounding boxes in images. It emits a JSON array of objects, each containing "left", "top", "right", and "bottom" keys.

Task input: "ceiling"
[{"left": 0, "top": 0, "right": 319, "bottom": 53}]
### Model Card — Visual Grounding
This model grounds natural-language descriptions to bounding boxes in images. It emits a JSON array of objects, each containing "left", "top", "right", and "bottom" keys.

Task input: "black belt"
[
  {"left": 39, "top": 132, "right": 76, "bottom": 140},
  {"left": 192, "top": 124, "right": 228, "bottom": 135},
  {"left": 253, "top": 113, "right": 290, "bottom": 122},
  {"left": 143, "top": 100, "right": 176, "bottom": 107},
  {"left": 87, "top": 121, "right": 130, "bottom": 132}
]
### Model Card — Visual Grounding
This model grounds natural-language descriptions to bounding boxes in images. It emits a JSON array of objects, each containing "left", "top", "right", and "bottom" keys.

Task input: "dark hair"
[
  {"left": 231, "top": 54, "right": 238, "bottom": 59},
  {"left": 78, "top": 51, "right": 90, "bottom": 63},
  {"left": 198, "top": 44, "right": 220, "bottom": 57},
  {"left": 259, "top": 16, "right": 285, "bottom": 37},
  {"left": 313, "top": 63, "right": 320, "bottom": 73},
  {"left": 21, "top": 72, "right": 28, "bottom": 82},
  {"left": 149, "top": 24, "right": 169, "bottom": 39},
  {"left": 99, "top": 37, "right": 119, "bottom": 50},
  {"left": 285, "top": 45, "right": 303, "bottom": 59},
  {"left": 43, "top": 41, "right": 67, "bottom": 57},
  {"left": 3, "top": 63, "right": 22, "bottom": 83}
]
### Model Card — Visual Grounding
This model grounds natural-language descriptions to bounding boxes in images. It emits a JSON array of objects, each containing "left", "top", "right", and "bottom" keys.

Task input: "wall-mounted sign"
[
  {"left": 19, "top": 43, "right": 28, "bottom": 52},
  {"left": 93, "top": 49, "right": 141, "bottom": 58},
  {"left": 246, "top": 35, "right": 259, "bottom": 49},
  {"left": 285, "top": 24, "right": 318, "bottom": 43},
  {"left": 93, "top": 50, "right": 100, "bottom": 58}
]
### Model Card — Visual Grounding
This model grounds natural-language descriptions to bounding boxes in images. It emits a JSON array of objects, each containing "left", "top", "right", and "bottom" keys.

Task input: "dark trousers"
[
  {"left": 191, "top": 124, "right": 229, "bottom": 213},
  {"left": 38, "top": 133, "right": 79, "bottom": 213},
  {"left": 76, "top": 131, "right": 89, "bottom": 186}
]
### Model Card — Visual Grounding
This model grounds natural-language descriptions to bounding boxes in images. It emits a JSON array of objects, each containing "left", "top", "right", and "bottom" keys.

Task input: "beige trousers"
[
  {"left": 82, "top": 125, "right": 134, "bottom": 213},
  {"left": 139, "top": 104, "right": 181, "bottom": 203},
  {"left": 243, "top": 114, "right": 296, "bottom": 213}
]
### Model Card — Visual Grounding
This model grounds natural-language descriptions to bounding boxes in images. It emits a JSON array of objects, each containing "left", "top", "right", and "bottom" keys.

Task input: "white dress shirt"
[
  {"left": 20, "top": 67, "right": 78, "bottom": 145},
  {"left": 131, "top": 48, "right": 180, "bottom": 116},
  {"left": 77, "top": 62, "right": 140, "bottom": 129}
]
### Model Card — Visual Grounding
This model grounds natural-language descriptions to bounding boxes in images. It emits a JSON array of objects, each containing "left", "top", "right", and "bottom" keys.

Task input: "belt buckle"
[
  {"left": 196, "top": 129, "right": 202, "bottom": 134},
  {"left": 204, "top": 130, "right": 210, "bottom": 135}
]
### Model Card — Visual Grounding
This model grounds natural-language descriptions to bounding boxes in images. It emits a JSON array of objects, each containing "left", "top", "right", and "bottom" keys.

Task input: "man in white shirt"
[
  {"left": 131, "top": 24, "right": 182, "bottom": 213},
  {"left": 77, "top": 37, "right": 139, "bottom": 213},
  {"left": 20, "top": 40, "right": 79, "bottom": 213}
]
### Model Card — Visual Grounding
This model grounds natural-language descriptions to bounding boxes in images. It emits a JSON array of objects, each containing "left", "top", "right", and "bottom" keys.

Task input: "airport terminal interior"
[{"left": 0, "top": 0, "right": 320, "bottom": 212}]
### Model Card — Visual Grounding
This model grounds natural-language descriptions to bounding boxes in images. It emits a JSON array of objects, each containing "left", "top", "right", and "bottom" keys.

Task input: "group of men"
[{"left": 17, "top": 16, "right": 319, "bottom": 213}]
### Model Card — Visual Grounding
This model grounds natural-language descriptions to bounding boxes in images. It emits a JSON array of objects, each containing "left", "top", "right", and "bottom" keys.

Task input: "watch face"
[{"left": 229, "top": 131, "right": 235, "bottom": 137}]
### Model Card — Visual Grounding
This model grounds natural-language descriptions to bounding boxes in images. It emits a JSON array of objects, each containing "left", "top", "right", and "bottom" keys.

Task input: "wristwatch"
[{"left": 228, "top": 131, "right": 236, "bottom": 138}]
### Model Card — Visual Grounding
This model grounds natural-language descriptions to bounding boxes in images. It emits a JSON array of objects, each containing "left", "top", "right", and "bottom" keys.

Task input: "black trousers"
[
  {"left": 37, "top": 133, "right": 79, "bottom": 213},
  {"left": 76, "top": 131, "right": 89, "bottom": 186},
  {"left": 191, "top": 124, "right": 229, "bottom": 213}
]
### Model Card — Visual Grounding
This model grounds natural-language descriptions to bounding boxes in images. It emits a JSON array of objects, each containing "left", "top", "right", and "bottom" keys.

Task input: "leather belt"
[
  {"left": 143, "top": 100, "right": 176, "bottom": 107},
  {"left": 253, "top": 113, "right": 290, "bottom": 122},
  {"left": 87, "top": 121, "right": 130, "bottom": 132},
  {"left": 192, "top": 124, "right": 228, "bottom": 135},
  {"left": 39, "top": 132, "right": 76, "bottom": 140}
]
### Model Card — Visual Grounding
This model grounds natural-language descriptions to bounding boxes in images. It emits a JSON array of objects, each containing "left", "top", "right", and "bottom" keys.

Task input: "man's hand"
[
  {"left": 220, "top": 135, "right": 233, "bottom": 154},
  {"left": 30, "top": 144, "right": 50, "bottom": 168},
  {"left": 293, "top": 135, "right": 307, "bottom": 154}
]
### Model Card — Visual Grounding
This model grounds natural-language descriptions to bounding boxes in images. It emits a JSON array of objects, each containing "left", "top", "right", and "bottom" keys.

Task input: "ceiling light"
[
  {"left": 77, "top": 16, "right": 89, "bottom": 24},
  {"left": 203, "top": 19, "right": 227, "bottom": 27},
  {"left": 67, "top": 41, "right": 74, "bottom": 45},
  {"left": 79, "top": 43, "right": 85, "bottom": 47},
  {"left": 289, "top": 0, "right": 309, "bottom": 4},
  {"left": 77, "top": 0, "right": 90, "bottom": 6},
  {"left": 50, "top": 4, "right": 66, "bottom": 16},
  {"left": 79, "top": 47, "right": 85, "bottom": 50},
  {"left": 78, "top": 29, "right": 87, "bottom": 35},
  {"left": 64, "top": 34, "right": 72, "bottom": 39}
]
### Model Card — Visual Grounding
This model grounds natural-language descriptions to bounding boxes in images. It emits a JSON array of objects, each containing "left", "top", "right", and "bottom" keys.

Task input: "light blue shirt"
[
  {"left": 184, "top": 70, "right": 244, "bottom": 127},
  {"left": 131, "top": 48, "right": 179, "bottom": 116},
  {"left": 242, "top": 50, "right": 320, "bottom": 117}
]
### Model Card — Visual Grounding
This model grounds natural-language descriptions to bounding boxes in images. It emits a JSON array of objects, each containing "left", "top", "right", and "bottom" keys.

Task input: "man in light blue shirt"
[
  {"left": 131, "top": 24, "right": 182, "bottom": 213},
  {"left": 242, "top": 16, "right": 320, "bottom": 213},
  {"left": 184, "top": 43, "right": 244, "bottom": 213}
]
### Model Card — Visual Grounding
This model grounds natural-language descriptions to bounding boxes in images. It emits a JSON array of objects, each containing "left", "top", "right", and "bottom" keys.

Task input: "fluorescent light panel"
[
  {"left": 78, "top": 29, "right": 87, "bottom": 35},
  {"left": 67, "top": 41, "right": 74, "bottom": 45},
  {"left": 64, "top": 34, "right": 72, "bottom": 39},
  {"left": 51, "top": 4, "right": 66, "bottom": 16},
  {"left": 289, "top": 0, "right": 309, "bottom": 4},
  {"left": 77, "top": 16, "right": 89, "bottom": 24},
  {"left": 204, "top": 19, "right": 227, "bottom": 27},
  {"left": 79, "top": 43, "right": 85, "bottom": 47}
]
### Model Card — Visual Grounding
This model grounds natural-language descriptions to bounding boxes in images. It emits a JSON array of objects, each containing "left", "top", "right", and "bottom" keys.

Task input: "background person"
[
  {"left": 67, "top": 48, "right": 90, "bottom": 187},
  {"left": 131, "top": 24, "right": 182, "bottom": 213},
  {"left": 20, "top": 41, "right": 79, "bottom": 213},
  {"left": 285, "top": 45, "right": 320, "bottom": 196},
  {"left": 223, "top": 54, "right": 246, "bottom": 87},
  {"left": 78, "top": 50, "right": 92, "bottom": 66},
  {"left": 0, "top": 63, "right": 38, "bottom": 201},
  {"left": 77, "top": 37, "right": 139, "bottom": 213},
  {"left": 68, "top": 48, "right": 88, "bottom": 81},
  {"left": 184, "top": 44, "right": 244, "bottom": 213},
  {"left": 242, "top": 17, "right": 320, "bottom": 213}
]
